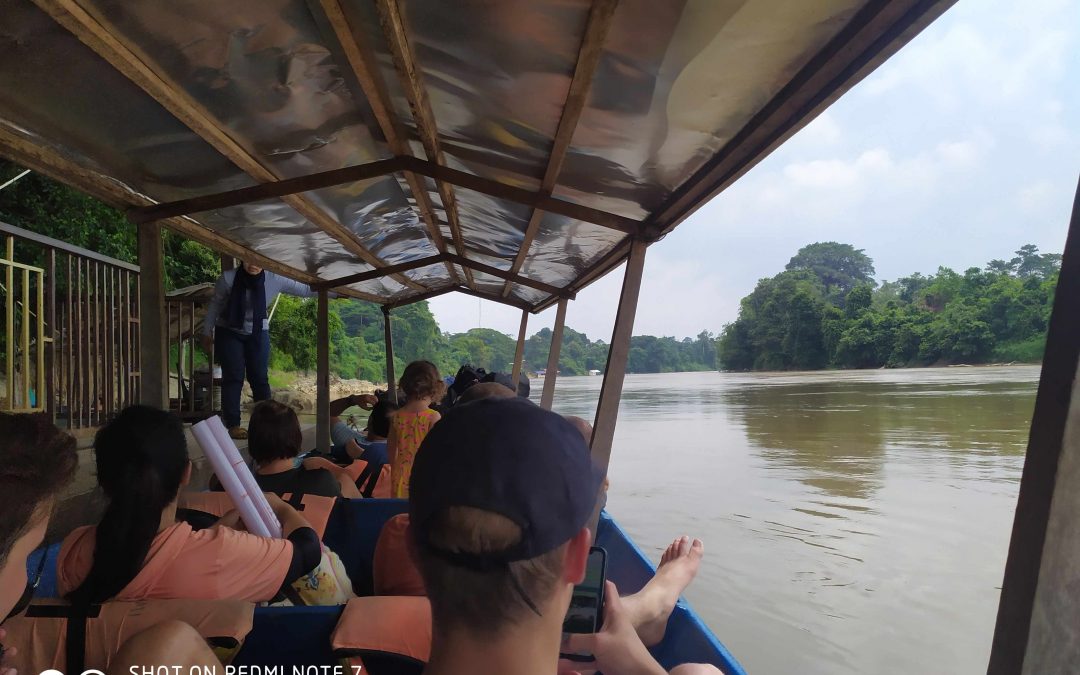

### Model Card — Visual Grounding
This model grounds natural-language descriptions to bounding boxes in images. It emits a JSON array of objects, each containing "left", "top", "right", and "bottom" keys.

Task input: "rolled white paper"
[
  {"left": 191, "top": 421, "right": 272, "bottom": 538},
  {"left": 206, "top": 416, "right": 283, "bottom": 538}
]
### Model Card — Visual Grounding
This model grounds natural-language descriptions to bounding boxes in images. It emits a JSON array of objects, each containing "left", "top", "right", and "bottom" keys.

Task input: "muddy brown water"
[{"left": 544, "top": 366, "right": 1037, "bottom": 674}]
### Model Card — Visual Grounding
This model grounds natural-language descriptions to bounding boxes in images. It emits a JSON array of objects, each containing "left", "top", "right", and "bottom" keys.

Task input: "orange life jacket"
[
  {"left": 373, "top": 514, "right": 425, "bottom": 596},
  {"left": 3, "top": 598, "right": 254, "bottom": 672},
  {"left": 179, "top": 491, "right": 336, "bottom": 539},
  {"left": 331, "top": 596, "right": 432, "bottom": 672}
]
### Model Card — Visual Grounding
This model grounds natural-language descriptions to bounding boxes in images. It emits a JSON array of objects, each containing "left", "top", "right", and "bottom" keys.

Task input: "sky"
[{"left": 429, "top": 0, "right": 1079, "bottom": 342}]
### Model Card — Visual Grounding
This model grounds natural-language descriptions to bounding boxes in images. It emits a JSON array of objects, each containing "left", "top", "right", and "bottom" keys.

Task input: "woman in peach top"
[
  {"left": 58, "top": 406, "right": 322, "bottom": 604},
  {"left": 387, "top": 361, "right": 444, "bottom": 498}
]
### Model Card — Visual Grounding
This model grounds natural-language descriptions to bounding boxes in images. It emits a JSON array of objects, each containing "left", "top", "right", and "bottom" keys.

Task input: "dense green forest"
[
  {"left": 0, "top": 162, "right": 718, "bottom": 381},
  {"left": 719, "top": 242, "right": 1059, "bottom": 371}
]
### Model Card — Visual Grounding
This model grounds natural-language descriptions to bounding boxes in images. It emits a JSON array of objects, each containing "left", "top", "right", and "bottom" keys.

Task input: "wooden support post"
[
  {"left": 316, "top": 289, "right": 330, "bottom": 453},
  {"left": 541, "top": 298, "right": 568, "bottom": 410},
  {"left": 591, "top": 239, "right": 647, "bottom": 474},
  {"left": 220, "top": 255, "right": 235, "bottom": 272},
  {"left": 45, "top": 249, "right": 55, "bottom": 420},
  {"left": 511, "top": 310, "right": 529, "bottom": 390},
  {"left": 137, "top": 223, "right": 167, "bottom": 408},
  {"left": 383, "top": 306, "right": 397, "bottom": 403},
  {"left": 990, "top": 176, "right": 1080, "bottom": 674}
]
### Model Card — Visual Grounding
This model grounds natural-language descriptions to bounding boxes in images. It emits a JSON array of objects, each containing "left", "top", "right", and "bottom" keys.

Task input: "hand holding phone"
[
  {"left": 559, "top": 580, "right": 668, "bottom": 675},
  {"left": 560, "top": 546, "right": 607, "bottom": 662}
]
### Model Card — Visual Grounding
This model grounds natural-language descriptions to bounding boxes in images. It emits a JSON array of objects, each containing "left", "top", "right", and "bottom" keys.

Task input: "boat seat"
[
  {"left": 322, "top": 498, "right": 409, "bottom": 596},
  {"left": 331, "top": 596, "right": 432, "bottom": 675},
  {"left": 3, "top": 598, "right": 254, "bottom": 672}
]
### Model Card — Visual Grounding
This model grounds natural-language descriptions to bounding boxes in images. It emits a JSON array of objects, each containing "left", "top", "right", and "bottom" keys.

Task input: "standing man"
[{"left": 200, "top": 262, "right": 324, "bottom": 439}]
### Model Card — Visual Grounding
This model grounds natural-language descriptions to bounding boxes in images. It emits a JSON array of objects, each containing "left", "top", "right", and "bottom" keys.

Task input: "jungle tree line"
[{"left": 718, "top": 242, "right": 1060, "bottom": 371}]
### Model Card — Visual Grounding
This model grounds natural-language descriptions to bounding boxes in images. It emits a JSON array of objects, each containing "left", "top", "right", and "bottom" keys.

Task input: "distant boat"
[{"left": 589, "top": 369, "right": 601, "bottom": 376}]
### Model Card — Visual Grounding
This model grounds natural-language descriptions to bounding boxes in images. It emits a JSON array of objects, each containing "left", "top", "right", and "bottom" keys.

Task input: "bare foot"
[{"left": 632, "top": 536, "right": 704, "bottom": 647}]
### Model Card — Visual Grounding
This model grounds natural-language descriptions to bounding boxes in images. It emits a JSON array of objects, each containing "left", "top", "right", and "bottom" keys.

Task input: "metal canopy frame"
[{"left": 0, "top": 0, "right": 957, "bottom": 315}]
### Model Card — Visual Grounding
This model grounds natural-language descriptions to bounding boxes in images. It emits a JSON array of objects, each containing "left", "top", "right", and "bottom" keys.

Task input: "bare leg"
[
  {"left": 670, "top": 665, "right": 723, "bottom": 674},
  {"left": 109, "top": 621, "right": 221, "bottom": 674},
  {"left": 621, "top": 536, "right": 705, "bottom": 647}
]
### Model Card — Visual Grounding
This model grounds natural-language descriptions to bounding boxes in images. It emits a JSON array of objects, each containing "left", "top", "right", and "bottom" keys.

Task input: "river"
[{"left": 543, "top": 365, "right": 1038, "bottom": 675}]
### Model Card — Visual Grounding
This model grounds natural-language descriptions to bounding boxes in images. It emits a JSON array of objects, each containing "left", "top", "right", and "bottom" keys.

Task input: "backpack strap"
[{"left": 26, "top": 603, "right": 101, "bottom": 674}]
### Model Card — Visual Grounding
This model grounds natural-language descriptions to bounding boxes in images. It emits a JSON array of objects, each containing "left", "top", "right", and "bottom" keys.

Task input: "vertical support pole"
[
  {"left": 591, "top": 239, "right": 647, "bottom": 475},
  {"left": 540, "top": 298, "right": 568, "bottom": 410},
  {"left": 35, "top": 268, "right": 44, "bottom": 411},
  {"left": 21, "top": 269, "right": 29, "bottom": 408},
  {"left": 382, "top": 306, "right": 397, "bottom": 403},
  {"left": 137, "top": 223, "right": 168, "bottom": 408},
  {"left": 220, "top": 255, "right": 235, "bottom": 272},
  {"left": 316, "top": 289, "right": 330, "bottom": 453},
  {"left": 6, "top": 237, "right": 13, "bottom": 409},
  {"left": 990, "top": 176, "right": 1080, "bottom": 674},
  {"left": 510, "top": 309, "right": 528, "bottom": 390},
  {"left": 45, "top": 249, "right": 55, "bottom": 420}
]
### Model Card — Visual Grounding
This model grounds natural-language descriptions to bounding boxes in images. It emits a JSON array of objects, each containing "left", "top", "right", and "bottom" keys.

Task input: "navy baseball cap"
[{"left": 409, "top": 397, "right": 603, "bottom": 564}]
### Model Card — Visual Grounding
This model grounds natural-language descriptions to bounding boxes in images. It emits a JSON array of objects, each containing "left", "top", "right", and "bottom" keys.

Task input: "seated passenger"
[
  {"left": 246, "top": 400, "right": 358, "bottom": 498},
  {"left": 57, "top": 406, "right": 323, "bottom": 604},
  {"left": 409, "top": 398, "right": 718, "bottom": 675},
  {"left": 0, "top": 414, "right": 225, "bottom": 674},
  {"left": 331, "top": 397, "right": 398, "bottom": 467}
]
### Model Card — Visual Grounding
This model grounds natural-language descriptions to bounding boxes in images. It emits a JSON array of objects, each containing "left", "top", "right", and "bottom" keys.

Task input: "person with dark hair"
[
  {"left": 330, "top": 394, "right": 398, "bottom": 466},
  {"left": 387, "top": 361, "right": 444, "bottom": 498},
  {"left": 200, "top": 262, "right": 332, "bottom": 440},
  {"left": 409, "top": 398, "right": 717, "bottom": 675},
  {"left": 0, "top": 413, "right": 78, "bottom": 669},
  {"left": 246, "top": 400, "right": 358, "bottom": 498},
  {"left": 0, "top": 415, "right": 226, "bottom": 674},
  {"left": 57, "top": 406, "right": 322, "bottom": 604},
  {"left": 455, "top": 381, "right": 515, "bottom": 405}
]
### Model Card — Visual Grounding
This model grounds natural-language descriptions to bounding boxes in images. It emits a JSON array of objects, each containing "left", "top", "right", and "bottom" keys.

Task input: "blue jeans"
[{"left": 216, "top": 329, "right": 271, "bottom": 428}]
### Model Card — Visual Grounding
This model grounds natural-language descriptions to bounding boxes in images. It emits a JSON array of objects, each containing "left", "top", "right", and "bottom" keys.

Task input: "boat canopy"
[{"left": 0, "top": 0, "right": 954, "bottom": 311}]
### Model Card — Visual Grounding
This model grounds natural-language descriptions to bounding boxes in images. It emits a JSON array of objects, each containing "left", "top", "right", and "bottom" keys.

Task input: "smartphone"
[{"left": 560, "top": 546, "right": 607, "bottom": 662}]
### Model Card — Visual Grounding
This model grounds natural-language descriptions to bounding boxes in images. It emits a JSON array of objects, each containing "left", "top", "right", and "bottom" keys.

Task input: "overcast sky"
[{"left": 430, "top": 0, "right": 1079, "bottom": 342}]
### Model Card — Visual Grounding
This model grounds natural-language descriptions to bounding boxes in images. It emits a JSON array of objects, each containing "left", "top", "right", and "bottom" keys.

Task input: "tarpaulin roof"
[{"left": 0, "top": 0, "right": 955, "bottom": 312}]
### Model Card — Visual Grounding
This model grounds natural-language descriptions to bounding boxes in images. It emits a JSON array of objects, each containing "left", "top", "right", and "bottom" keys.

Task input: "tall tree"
[{"left": 786, "top": 242, "right": 876, "bottom": 298}]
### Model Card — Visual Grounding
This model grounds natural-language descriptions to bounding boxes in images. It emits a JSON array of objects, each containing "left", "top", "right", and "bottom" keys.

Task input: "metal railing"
[
  {"left": 0, "top": 221, "right": 140, "bottom": 428},
  {"left": 166, "top": 292, "right": 218, "bottom": 420}
]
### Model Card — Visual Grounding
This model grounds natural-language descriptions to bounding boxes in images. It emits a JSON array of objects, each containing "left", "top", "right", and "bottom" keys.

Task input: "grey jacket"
[{"left": 203, "top": 270, "right": 319, "bottom": 337}]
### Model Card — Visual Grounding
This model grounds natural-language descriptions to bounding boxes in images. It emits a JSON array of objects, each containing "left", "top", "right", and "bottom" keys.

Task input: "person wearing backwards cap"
[{"left": 409, "top": 397, "right": 719, "bottom": 675}]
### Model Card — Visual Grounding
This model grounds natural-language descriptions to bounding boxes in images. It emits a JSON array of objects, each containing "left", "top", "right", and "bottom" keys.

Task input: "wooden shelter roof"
[{"left": 0, "top": 0, "right": 955, "bottom": 311}]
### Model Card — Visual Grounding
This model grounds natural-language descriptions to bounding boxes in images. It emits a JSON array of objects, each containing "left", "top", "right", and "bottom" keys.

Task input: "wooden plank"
[
  {"left": 502, "top": 0, "right": 619, "bottom": 297},
  {"left": 399, "top": 157, "right": 641, "bottom": 235},
  {"left": 317, "top": 0, "right": 460, "bottom": 285},
  {"left": 382, "top": 306, "right": 397, "bottom": 403},
  {"left": 31, "top": 0, "right": 426, "bottom": 292},
  {"left": 136, "top": 222, "right": 168, "bottom": 408},
  {"left": 372, "top": 0, "right": 476, "bottom": 290},
  {"left": 318, "top": 253, "right": 449, "bottom": 289},
  {"left": 591, "top": 239, "right": 646, "bottom": 474},
  {"left": 540, "top": 298, "right": 568, "bottom": 410},
  {"left": 650, "top": 0, "right": 957, "bottom": 236},
  {"left": 130, "top": 157, "right": 405, "bottom": 223},
  {"left": 989, "top": 176, "right": 1080, "bottom": 674},
  {"left": 316, "top": 290, "right": 331, "bottom": 452},
  {"left": 444, "top": 253, "right": 573, "bottom": 299},
  {"left": 510, "top": 310, "right": 528, "bottom": 388}
]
